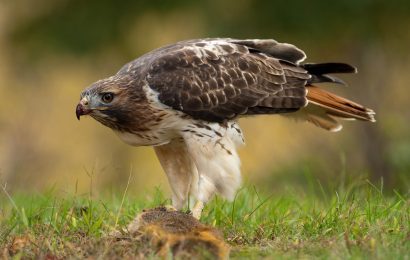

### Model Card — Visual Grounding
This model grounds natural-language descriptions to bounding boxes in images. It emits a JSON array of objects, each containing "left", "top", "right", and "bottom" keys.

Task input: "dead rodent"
[{"left": 113, "top": 206, "right": 230, "bottom": 259}]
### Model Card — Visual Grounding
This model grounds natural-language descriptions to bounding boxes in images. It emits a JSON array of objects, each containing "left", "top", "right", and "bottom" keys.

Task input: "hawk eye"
[{"left": 101, "top": 93, "right": 114, "bottom": 103}]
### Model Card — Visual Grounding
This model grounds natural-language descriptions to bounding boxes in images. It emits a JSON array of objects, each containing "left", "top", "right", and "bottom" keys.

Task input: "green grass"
[{"left": 1, "top": 181, "right": 409, "bottom": 259}]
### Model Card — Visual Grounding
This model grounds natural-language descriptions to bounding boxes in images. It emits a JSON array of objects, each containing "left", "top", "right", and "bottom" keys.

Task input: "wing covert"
[{"left": 146, "top": 39, "right": 310, "bottom": 122}]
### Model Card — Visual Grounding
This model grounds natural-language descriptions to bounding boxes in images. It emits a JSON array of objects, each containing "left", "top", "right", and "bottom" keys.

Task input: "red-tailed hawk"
[{"left": 76, "top": 38, "right": 375, "bottom": 218}]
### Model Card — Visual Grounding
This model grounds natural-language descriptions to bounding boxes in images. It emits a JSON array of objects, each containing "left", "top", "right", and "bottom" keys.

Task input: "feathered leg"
[
  {"left": 154, "top": 140, "right": 197, "bottom": 210},
  {"left": 182, "top": 122, "right": 243, "bottom": 219}
]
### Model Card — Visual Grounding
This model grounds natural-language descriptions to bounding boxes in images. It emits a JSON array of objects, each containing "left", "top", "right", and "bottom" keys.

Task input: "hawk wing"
[{"left": 146, "top": 39, "right": 311, "bottom": 122}]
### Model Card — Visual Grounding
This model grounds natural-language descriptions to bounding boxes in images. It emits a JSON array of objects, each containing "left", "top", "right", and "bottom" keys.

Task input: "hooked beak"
[{"left": 76, "top": 98, "right": 91, "bottom": 120}]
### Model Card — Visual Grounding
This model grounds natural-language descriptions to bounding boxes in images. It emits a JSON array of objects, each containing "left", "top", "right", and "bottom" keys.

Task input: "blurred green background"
[{"left": 0, "top": 0, "right": 409, "bottom": 196}]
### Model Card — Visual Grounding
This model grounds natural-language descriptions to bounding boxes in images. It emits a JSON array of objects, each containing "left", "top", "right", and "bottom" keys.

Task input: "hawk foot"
[{"left": 191, "top": 201, "right": 204, "bottom": 219}]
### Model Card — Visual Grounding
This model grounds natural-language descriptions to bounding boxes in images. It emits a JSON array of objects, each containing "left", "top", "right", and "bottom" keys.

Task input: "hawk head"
[{"left": 76, "top": 76, "right": 142, "bottom": 131}]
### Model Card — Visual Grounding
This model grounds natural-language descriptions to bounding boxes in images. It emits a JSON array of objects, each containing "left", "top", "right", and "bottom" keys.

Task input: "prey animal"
[{"left": 76, "top": 38, "right": 375, "bottom": 218}]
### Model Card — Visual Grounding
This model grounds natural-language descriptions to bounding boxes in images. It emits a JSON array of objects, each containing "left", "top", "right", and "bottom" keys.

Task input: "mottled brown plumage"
[
  {"left": 146, "top": 39, "right": 310, "bottom": 122},
  {"left": 76, "top": 38, "right": 375, "bottom": 218}
]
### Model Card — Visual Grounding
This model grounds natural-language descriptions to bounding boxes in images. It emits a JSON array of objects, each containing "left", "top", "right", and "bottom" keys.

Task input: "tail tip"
[{"left": 365, "top": 109, "right": 376, "bottom": 122}]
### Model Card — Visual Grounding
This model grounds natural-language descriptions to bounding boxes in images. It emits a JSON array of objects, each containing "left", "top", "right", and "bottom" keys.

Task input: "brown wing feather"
[
  {"left": 147, "top": 39, "right": 309, "bottom": 122},
  {"left": 229, "top": 39, "right": 307, "bottom": 64},
  {"left": 144, "top": 38, "right": 375, "bottom": 127}
]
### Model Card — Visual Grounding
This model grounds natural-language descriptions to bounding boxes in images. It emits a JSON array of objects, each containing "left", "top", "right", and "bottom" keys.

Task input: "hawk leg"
[
  {"left": 154, "top": 140, "right": 197, "bottom": 210},
  {"left": 192, "top": 201, "right": 204, "bottom": 219},
  {"left": 181, "top": 122, "right": 243, "bottom": 212}
]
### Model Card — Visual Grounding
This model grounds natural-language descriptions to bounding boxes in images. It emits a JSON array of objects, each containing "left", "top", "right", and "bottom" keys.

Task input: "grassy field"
[{"left": 1, "top": 180, "right": 409, "bottom": 259}]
